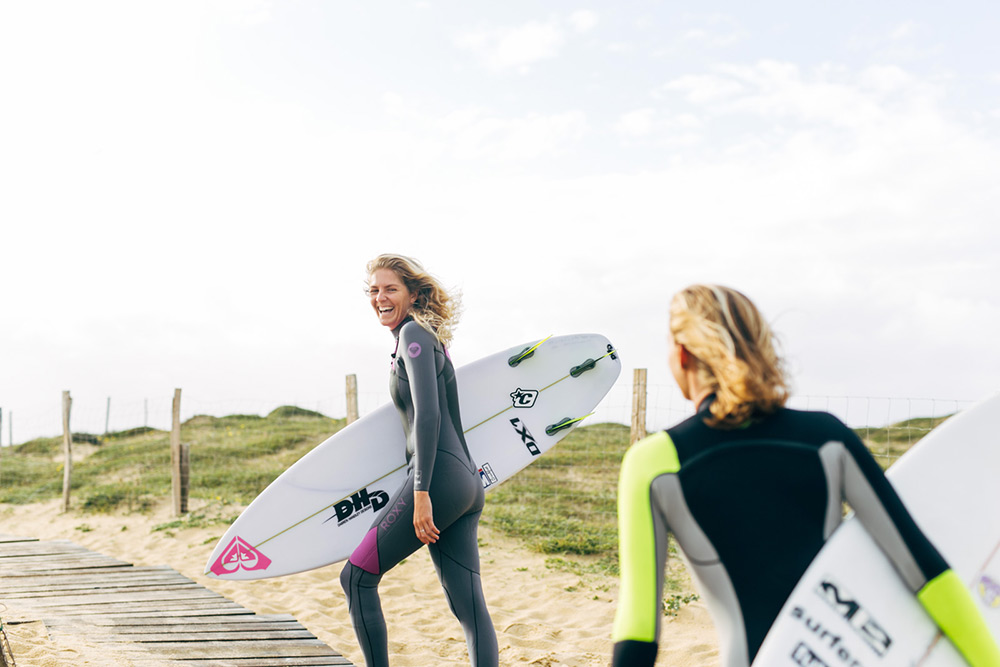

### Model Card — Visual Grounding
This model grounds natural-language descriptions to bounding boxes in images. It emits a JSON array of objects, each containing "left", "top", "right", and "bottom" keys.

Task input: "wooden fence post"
[
  {"left": 171, "top": 388, "right": 187, "bottom": 516},
  {"left": 346, "top": 374, "right": 359, "bottom": 425},
  {"left": 62, "top": 390, "right": 73, "bottom": 512},
  {"left": 179, "top": 443, "right": 190, "bottom": 515},
  {"left": 630, "top": 368, "right": 648, "bottom": 445}
]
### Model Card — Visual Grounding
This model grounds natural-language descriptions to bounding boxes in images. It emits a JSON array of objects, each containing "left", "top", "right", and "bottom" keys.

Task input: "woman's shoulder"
[
  {"left": 398, "top": 320, "right": 439, "bottom": 353},
  {"left": 770, "top": 406, "right": 863, "bottom": 446}
]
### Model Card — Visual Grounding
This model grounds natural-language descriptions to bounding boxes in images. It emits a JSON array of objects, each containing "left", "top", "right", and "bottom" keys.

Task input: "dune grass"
[{"left": 0, "top": 406, "right": 942, "bottom": 615}]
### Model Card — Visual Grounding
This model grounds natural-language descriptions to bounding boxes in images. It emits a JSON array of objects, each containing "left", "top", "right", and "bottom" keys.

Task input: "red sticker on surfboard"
[{"left": 209, "top": 536, "right": 272, "bottom": 576}]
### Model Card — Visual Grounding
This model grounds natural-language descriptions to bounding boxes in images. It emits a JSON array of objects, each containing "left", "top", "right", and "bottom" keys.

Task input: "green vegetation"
[
  {"left": 483, "top": 422, "right": 628, "bottom": 573},
  {"left": 0, "top": 406, "right": 345, "bottom": 507},
  {"left": 856, "top": 415, "right": 952, "bottom": 470},
  {"left": 0, "top": 406, "right": 945, "bottom": 619}
]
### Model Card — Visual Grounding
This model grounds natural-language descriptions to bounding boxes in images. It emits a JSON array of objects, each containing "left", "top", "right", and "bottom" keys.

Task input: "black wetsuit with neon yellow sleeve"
[
  {"left": 613, "top": 395, "right": 1000, "bottom": 667},
  {"left": 339, "top": 318, "right": 498, "bottom": 667}
]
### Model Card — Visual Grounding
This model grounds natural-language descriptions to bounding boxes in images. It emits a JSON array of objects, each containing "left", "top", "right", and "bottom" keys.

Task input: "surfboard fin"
[
  {"left": 546, "top": 414, "right": 593, "bottom": 436},
  {"left": 571, "top": 344, "right": 618, "bottom": 376},
  {"left": 508, "top": 335, "right": 552, "bottom": 367}
]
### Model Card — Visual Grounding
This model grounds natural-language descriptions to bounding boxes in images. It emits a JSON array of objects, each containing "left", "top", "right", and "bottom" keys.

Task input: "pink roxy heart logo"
[{"left": 210, "top": 536, "right": 272, "bottom": 576}]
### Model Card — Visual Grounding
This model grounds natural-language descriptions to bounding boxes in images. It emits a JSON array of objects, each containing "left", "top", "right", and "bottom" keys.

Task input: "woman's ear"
[{"left": 678, "top": 344, "right": 692, "bottom": 369}]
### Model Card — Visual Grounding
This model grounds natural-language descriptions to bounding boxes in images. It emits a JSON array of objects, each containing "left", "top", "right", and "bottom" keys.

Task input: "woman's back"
[{"left": 619, "top": 399, "right": 947, "bottom": 665}]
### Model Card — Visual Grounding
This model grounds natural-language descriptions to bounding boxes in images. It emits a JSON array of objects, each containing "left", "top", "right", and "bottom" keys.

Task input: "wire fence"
[
  {"left": 0, "top": 379, "right": 977, "bottom": 450},
  {"left": 0, "top": 378, "right": 984, "bottom": 564},
  {"left": 0, "top": 378, "right": 978, "bottom": 477}
]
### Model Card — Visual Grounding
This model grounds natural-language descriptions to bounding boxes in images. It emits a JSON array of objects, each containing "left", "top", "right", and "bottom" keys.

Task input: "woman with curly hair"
[
  {"left": 612, "top": 284, "right": 999, "bottom": 667},
  {"left": 340, "top": 254, "right": 498, "bottom": 667}
]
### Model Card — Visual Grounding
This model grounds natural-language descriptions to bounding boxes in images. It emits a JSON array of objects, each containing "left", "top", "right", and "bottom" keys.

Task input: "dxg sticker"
[{"left": 510, "top": 418, "right": 541, "bottom": 456}]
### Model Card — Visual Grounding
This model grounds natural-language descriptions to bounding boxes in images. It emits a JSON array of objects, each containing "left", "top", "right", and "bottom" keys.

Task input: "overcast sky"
[{"left": 2, "top": 1, "right": 998, "bottom": 443}]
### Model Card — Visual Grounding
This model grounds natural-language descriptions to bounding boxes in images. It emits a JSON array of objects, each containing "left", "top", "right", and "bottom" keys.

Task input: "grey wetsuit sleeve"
[
  {"left": 398, "top": 322, "right": 441, "bottom": 492},
  {"left": 837, "top": 430, "right": 948, "bottom": 591}
]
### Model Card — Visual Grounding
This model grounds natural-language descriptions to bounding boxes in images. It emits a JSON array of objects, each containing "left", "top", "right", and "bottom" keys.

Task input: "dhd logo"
[{"left": 330, "top": 487, "right": 390, "bottom": 526}]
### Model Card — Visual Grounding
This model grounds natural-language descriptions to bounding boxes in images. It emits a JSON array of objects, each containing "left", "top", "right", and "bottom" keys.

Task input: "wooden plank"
[
  {"left": 8, "top": 599, "right": 250, "bottom": 620},
  {"left": 0, "top": 536, "right": 355, "bottom": 665},
  {"left": 2, "top": 563, "right": 179, "bottom": 578},
  {"left": 5, "top": 587, "right": 228, "bottom": 608},
  {"left": 0, "top": 539, "right": 92, "bottom": 553},
  {"left": 129, "top": 658, "right": 352, "bottom": 666},
  {"left": 0, "top": 554, "right": 130, "bottom": 569},
  {"left": 46, "top": 621, "right": 309, "bottom": 636},
  {"left": 0, "top": 564, "right": 155, "bottom": 579},
  {"left": 1, "top": 571, "right": 194, "bottom": 593},
  {"left": 45, "top": 613, "right": 298, "bottom": 628},
  {"left": 3, "top": 578, "right": 202, "bottom": 596},
  {"left": 109, "top": 639, "right": 342, "bottom": 658},
  {"left": 44, "top": 612, "right": 285, "bottom": 628},
  {"left": 77, "top": 629, "right": 318, "bottom": 642}
]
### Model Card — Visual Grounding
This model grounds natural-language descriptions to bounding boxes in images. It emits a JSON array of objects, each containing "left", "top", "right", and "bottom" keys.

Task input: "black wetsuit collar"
[{"left": 696, "top": 393, "right": 717, "bottom": 416}]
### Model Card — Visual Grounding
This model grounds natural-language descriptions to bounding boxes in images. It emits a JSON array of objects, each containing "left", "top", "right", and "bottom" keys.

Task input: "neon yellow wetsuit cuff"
[{"left": 917, "top": 569, "right": 1000, "bottom": 667}]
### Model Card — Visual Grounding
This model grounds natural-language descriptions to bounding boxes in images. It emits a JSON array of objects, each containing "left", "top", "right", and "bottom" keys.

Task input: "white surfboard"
[
  {"left": 753, "top": 392, "right": 1000, "bottom": 666},
  {"left": 204, "top": 333, "right": 621, "bottom": 580}
]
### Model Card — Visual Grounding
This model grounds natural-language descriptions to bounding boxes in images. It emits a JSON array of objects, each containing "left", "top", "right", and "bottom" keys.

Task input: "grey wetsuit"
[{"left": 340, "top": 318, "right": 498, "bottom": 667}]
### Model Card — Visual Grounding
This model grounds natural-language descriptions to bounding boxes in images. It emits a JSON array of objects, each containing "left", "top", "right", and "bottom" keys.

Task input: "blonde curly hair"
[
  {"left": 669, "top": 284, "right": 789, "bottom": 428},
  {"left": 366, "top": 254, "right": 462, "bottom": 347}
]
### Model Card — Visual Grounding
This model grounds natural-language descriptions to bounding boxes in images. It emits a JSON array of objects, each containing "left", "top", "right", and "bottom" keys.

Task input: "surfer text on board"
[
  {"left": 611, "top": 284, "right": 1000, "bottom": 667},
  {"left": 339, "top": 254, "right": 499, "bottom": 667}
]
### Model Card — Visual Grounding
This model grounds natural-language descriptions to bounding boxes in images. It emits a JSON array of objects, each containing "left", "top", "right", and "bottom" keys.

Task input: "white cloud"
[
  {"left": 673, "top": 12, "right": 745, "bottom": 49},
  {"left": 453, "top": 11, "right": 599, "bottom": 73},
  {"left": 661, "top": 60, "right": 945, "bottom": 132},
  {"left": 612, "top": 108, "right": 702, "bottom": 146},
  {"left": 442, "top": 108, "right": 589, "bottom": 160},
  {"left": 569, "top": 10, "right": 599, "bottom": 34},
  {"left": 454, "top": 20, "right": 566, "bottom": 73},
  {"left": 662, "top": 72, "right": 747, "bottom": 105},
  {"left": 680, "top": 27, "right": 741, "bottom": 49},
  {"left": 213, "top": 0, "right": 273, "bottom": 26},
  {"left": 889, "top": 20, "right": 917, "bottom": 41},
  {"left": 614, "top": 108, "right": 656, "bottom": 137}
]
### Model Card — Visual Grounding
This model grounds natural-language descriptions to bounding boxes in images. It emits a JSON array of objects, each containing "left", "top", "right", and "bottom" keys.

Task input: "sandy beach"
[{"left": 0, "top": 498, "right": 718, "bottom": 667}]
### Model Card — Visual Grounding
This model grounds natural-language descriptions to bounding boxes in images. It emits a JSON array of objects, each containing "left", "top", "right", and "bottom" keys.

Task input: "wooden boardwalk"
[{"left": 0, "top": 534, "right": 353, "bottom": 666}]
